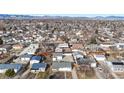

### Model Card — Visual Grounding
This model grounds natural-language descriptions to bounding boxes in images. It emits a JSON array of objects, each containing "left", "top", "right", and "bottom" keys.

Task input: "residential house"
[
  {"left": 52, "top": 61, "right": 72, "bottom": 72},
  {"left": 0, "top": 64, "right": 22, "bottom": 73},
  {"left": 31, "top": 63, "right": 47, "bottom": 73},
  {"left": 53, "top": 53, "right": 63, "bottom": 61},
  {"left": 115, "top": 43, "right": 124, "bottom": 50},
  {"left": 12, "top": 44, "right": 23, "bottom": 50},
  {"left": 30, "top": 56, "right": 42, "bottom": 65},
  {"left": 70, "top": 43, "right": 83, "bottom": 52},
  {"left": 107, "top": 61, "right": 124, "bottom": 72},
  {"left": 94, "top": 54, "right": 106, "bottom": 62},
  {"left": 0, "top": 45, "right": 12, "bottom": 53}
]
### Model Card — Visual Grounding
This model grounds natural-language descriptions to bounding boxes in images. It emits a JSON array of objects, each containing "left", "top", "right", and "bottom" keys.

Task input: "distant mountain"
[
  {"left": 106, "top": 16, "right": 124, "bottom": 20},
  {"left": 0, "top": 14, "right": 124, "bottom": 20},
  {"left": 94, "top": 16, "right": 124, "bottom": 20},
  {"left": 0, "top": 14, "right": 37, "bottom": 19},
  {"left": 0, "top": 14, "right": 90, "bottom": 20}
]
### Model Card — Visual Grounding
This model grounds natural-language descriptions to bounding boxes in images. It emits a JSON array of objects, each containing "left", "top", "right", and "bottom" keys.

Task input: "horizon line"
[{"left": 1, "top": 14, "right": 124, "bottom": 17}]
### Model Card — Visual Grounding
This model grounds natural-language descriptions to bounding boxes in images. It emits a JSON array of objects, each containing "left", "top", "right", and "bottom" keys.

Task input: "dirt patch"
[{"left": 77, "top": 66, "right": 97, "bottom": 79}]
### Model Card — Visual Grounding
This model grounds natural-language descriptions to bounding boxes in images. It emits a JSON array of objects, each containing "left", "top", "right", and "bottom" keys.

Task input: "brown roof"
[{"left": 71, "top": 44, "right": 83, "bottom": 50}]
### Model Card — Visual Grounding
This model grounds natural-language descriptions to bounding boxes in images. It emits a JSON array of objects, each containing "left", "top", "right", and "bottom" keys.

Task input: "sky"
[{"left": 0, "top": 0, "right": 124, "bottom": 17}]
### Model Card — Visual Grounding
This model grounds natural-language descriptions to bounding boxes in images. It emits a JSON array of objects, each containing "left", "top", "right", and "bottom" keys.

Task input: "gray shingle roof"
[{"left": 52, "top": 61, "right": 72, "bottom": 69}]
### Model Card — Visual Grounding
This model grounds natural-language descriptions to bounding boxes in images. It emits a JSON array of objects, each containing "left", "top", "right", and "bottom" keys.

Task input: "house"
[
  {"left": 107, "top": 61, "right": 124, "bottom": 72},
  {"left": 12, "top": 44, "right": 23, "bottom": 50},
  {"left": 70, "top": 43, "right": 83, "bottom": 51},
  {"left": 0, "top": 64, "right": 22, "bottom": 73},
  {"left": 99, "top": 44, "right": 115, "bottom": 51},
  {"left": 53, "top": 53, "right": 63, "bottom": 61},
  {"left": 86, "top": 44, "right": 99, "bottom": 51},
  {"left": 62, "top": 54, "right": 74, "bottom": 62},
  {"left": 58, "top": 43, "right": 69, "bottom": 48},
  {"left": 0, "top": 45, "right": 12, "bottom": 53},
  {"left": 20, "top": 54, "right": 32, "bottom": 63},
  {"left": 30, "top": 56, "right": 42, "bottom": 65},
  {"left": 52, "top": 61, "right": 72, "bottom": 72},
  {"left": 59, "top": 31, "right": 65, "bottom": 36},
  {"left": 94, "top": 55, "right": 106, "bottom": 62},
  {"left": 19, "top": 44, "right": 39, "bottom": 56},
  {"left": 90, "top": 62, "right": 97, "bottom": 68},
  {"left": 99, "top": 43, "right": 113, "bottom": 48},
  {"left": 55, "top": 47, "right": 63, "bottom": 52},
  {"left": 13, "top": 53, "right": 32, "bottom": 64},
  {"left": 115, "top": 43, "right": 124, "bottom": 50},
  {"left": 31, "top": 63, "right": 47, "bottom": 73},
  {"left": 73, "top": 52, "right": 84, "bottom": 59}
]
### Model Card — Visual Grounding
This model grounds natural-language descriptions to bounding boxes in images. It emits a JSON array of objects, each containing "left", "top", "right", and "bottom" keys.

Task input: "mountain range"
[{"left": 0, "top": 14, "right": 124, "bottom": 20}]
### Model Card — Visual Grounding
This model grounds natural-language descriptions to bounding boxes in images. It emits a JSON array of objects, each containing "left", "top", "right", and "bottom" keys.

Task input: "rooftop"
[
  {"left": 0, "top": 64, "right": 22, "bottom": 70},
  {"left": 31, "top": 63, "right": 47, "bottom": 70},
  {"left": 112, "top": 62, "right": 124, "bottom": 65},
  {"left": 31, "top": 56, "right": 42, "bottom": 61},
  {"left": 52, "top": 61, "right": 72, "bottom": 69}
]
